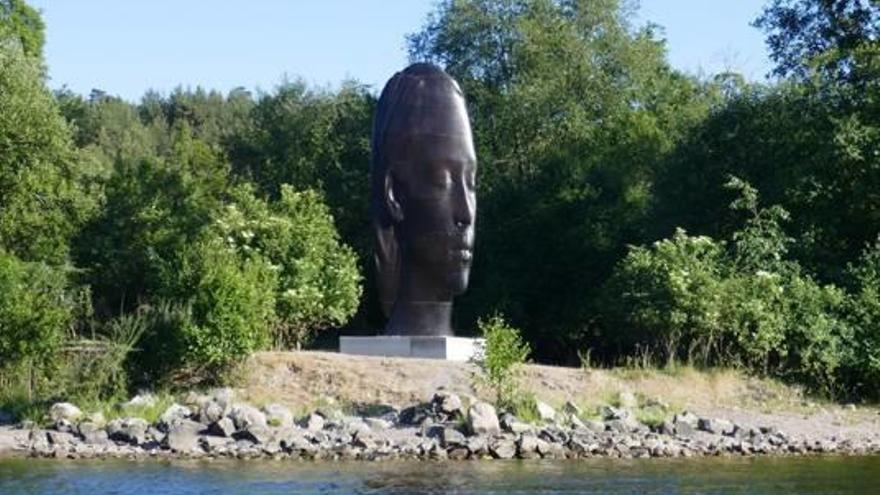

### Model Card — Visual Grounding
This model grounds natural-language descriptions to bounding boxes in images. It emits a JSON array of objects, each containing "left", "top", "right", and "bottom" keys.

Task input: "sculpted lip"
[{"left": 451, "top": 248, "right": 473, "bottom": 263}]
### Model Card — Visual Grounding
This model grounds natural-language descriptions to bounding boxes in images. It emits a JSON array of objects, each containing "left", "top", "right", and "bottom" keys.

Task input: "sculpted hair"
[{"left": 370, "top": 63, "right": 464, "bottom": 316}]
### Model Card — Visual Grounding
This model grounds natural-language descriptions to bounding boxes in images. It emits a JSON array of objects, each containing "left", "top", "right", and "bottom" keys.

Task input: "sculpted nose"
[{"left": 453, "top": 184, "right": 475, "bottom": 230}]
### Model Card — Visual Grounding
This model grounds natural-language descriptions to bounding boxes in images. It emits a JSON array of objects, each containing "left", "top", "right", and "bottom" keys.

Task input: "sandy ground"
[{"left": 241, "top": 351, "right": 880, "bottom": 443}]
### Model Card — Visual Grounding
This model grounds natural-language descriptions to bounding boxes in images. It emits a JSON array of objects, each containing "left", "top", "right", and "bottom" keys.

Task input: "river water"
[{"left": 1, "top": 455, "right": 878, "bottom": 494}]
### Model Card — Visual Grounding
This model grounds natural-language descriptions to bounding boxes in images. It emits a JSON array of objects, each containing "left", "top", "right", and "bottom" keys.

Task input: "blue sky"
[{"left": 30, "top": 1, "right": 773, "bottom": 101}]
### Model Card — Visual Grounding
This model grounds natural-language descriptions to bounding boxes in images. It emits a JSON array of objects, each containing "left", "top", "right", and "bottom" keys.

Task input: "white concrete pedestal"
[{"left": 339, "top": 336, "right": 484, "bottom": 361}]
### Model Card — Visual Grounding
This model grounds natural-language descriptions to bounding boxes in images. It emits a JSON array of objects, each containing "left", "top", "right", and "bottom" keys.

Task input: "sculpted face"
[
  {"left": 384, "top": 128, "right": 477, "bottom": 298},
  {"left": 371, "top": 63, "right": 477, "bottom": 336}
]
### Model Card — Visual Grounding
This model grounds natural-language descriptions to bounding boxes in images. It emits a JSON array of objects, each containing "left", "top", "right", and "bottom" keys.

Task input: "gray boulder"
[
  {"left": 698, "top": 417, "right": 735, "bottom": 435},
  {"left": 583, "top": 419, "right": 606, "bottom": 433},
  {"left": 674, "top": 411, "right": 700, "bottom": 426},
  {"left": 673, "top": 411, "right": 700, "bottom": 436},
  {"left": 263, "top": 403, "right": 294, "bottom": 429},
  {"left": 49, "top": 402, "right": 82, "bottom": 423},
  {"left": 489, "top": 437, "right": 517, "bottom": 459},
  {"left": 467, "top": 436, "right": 489, "bottom": 457},
  {"left": 199, "top": 400, "right": 226, "bottom": 425},
  {"left": 200, "top": 435, "right": 233, "bottom": 453},
  {"left": 229, "top": 403, "right": 267, "bottom": 430},
  {"left": 536, "top": 401, "right": 556, "bottom": 422},
  {"left": 568, "top": 414, "right": 586, "bottom": 430},
  {"left": 605, "top": 417, "right": 643, "bottom": 433},
  {"left": 78, "top": 421, "right": 110, "bottom": 445},
  {"left": 433, "top": 391, "right": 463, "bottom": 415},
  {"left": 517, "top": 434, "right": 541, "bottom": 459},
  {"left": 304, "top": 412, "right": 325, "bottom": 432},
  {"left": 235, "top": 424, "right": 274, "bottom": 445},
  {"left": 180, "top": 391, "right": 210, "bottom": 408},
  {"left": 158, "top": 404, "right": 193, "bottom": 431},
  {"left": 674, "top": 420, "right": 697, "bottom": 437},
  {"left": 277, "top": 428, "right": 313, "bottom": 453},
  {"left": 210, "top": 387, "right": 235, "bottom": 408},
  {"left": 500, "top": 413, "right": 532, "bottom": 434},
  {"left": 81, "top": 428, "right": 110, "bottom": 445},
  {"left": 164, "top": 419, "right": 203, "bottom": 452},
  {"left": 352, "top": 429, "right": 377, "bottom": 450},
  {"left": 106, "top": 417, "right": 149, "bottom": 445},
  {"left": 441, "top": 427, "right": 467, "bottom": 448},
  {"left": 467, "top": 402, "right": 500, "bottom": 436},
  {"left": 539, "top": 426, "right": 568, "bottom": 444},
  {"left": 54, "top": 418, "right": 75, "bottom": 434},
  {"left": 207, "top": 417, "right": 236, "bottom": 437},
  {"left": 46, "top": 430, "right": 76, "bottom": 446}
]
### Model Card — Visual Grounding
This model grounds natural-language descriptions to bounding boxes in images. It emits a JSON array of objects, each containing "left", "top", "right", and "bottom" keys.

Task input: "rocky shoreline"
[{"left": 2, "top": 389, "right": 878, "bottom": 462}]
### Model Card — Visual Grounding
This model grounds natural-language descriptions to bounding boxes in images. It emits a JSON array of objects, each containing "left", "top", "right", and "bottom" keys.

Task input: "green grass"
[
  {"left": 634, "top": 405, "right": 669, "bottom": 428},
  {"left": 83, "top": 391, "right": 177, "bottom": 424},
  {"left": 509, "top": 393, "right": 541, "bottom": 424}
]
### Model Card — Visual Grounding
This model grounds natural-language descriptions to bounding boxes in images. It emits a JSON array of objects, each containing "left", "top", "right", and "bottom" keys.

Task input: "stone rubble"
[{"left": 1, "top": 392, "right": 878, "bottom": 461}]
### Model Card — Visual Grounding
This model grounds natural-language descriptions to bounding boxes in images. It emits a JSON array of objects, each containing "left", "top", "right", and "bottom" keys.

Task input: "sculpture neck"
[{"left": 385, "top": 301, "right": 454, "bottom": 336}]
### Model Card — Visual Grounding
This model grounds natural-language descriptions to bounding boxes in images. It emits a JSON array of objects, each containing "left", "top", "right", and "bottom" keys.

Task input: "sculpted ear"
[{"left": 384, "top": 173, "right": 404, "bottom": 223}]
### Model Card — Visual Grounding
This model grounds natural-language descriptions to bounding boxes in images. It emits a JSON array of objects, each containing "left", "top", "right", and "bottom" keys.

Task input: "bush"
[
  {"left": 125, "top": 301, "right": 193, "bottom": 385},
  {"left": 160, "top": 238, "right": 277, "bottom": 373},
  {"left": 844, "top": 240, "right": 880, "bottom": 398},
  {"left": 475, "top": 314, "right": 531, "bottom": 410},
  {"left": 0, "top": 251, "right": 72, "bottom": 368},
  {"left": 209, "top": 184, "right": 361, "bottom": 349},
  {"left": 599, "top": 178, "right": 854, "bottom": 396},
  {"left": 601, "top": 228, "right": 727, "bottom": 366}
]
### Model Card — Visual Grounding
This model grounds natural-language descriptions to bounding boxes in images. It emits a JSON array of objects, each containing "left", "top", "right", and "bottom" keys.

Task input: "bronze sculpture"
[{"left": 371, "top": 63, "right": 476, "bottom": 336}]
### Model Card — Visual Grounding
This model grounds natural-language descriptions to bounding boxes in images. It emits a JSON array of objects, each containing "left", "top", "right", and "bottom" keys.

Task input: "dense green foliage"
[
  {"left": 754, "top": 0, "right": 879, "bottom": 84},
  {"left": 0, "top": 251, "right": 71, "bottom": 367},
  {"left": 208, "top": 185, "right": 362, "bottom": 349},
  {"left": 0, "top": 42, "right": 96, "bottom": 264},
  {"left": 0, "top": 5, "right": 363, "bottom": 400},
  {"left": 164, "top": 238, "right": 277, "bottom": 371},
  {"left": 0, "top": 0, "right": 43, "bottom": 58},
  {"left": 602, "top": 179, "right": 855, "bottom": 395},
  {"left": 1, "top": 0, "right": 880, "bottom": 405}
]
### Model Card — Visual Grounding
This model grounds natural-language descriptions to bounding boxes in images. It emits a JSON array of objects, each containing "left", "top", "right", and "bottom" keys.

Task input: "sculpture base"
[{"left": 339, "top": 336, "right": 484, "bottom": 361}]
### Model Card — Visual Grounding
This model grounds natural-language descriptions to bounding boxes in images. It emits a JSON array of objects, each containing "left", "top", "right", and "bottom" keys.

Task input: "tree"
[
  {"left": 754, "top": 0, "right": 880, "bottom": 86},
  {"left": 229, "top": 80, "right": 374, "bottom": 256},
  {"left": 0, "top": 0, "right": 44, "bottom": 59},
  {"left": 75, "top": 125, "right": 229, "bottom": 315},
  {"left": 0, "top": 41, "right": 97, "bottom": 265}
]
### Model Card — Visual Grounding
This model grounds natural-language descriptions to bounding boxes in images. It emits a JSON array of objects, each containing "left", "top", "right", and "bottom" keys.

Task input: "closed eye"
[{"left": 432, "top": 169, "right": 452, "bottom": 189}]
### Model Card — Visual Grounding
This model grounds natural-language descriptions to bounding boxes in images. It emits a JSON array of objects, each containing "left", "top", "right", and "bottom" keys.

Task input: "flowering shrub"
[{"left": 601, "top": 178, "right": 853, "bottom": 396}]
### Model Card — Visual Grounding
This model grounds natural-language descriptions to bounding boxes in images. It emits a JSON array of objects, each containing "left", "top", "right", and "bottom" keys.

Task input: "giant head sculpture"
[{"left": 371, "top": 63, "right": 477, "bottom": 336}]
